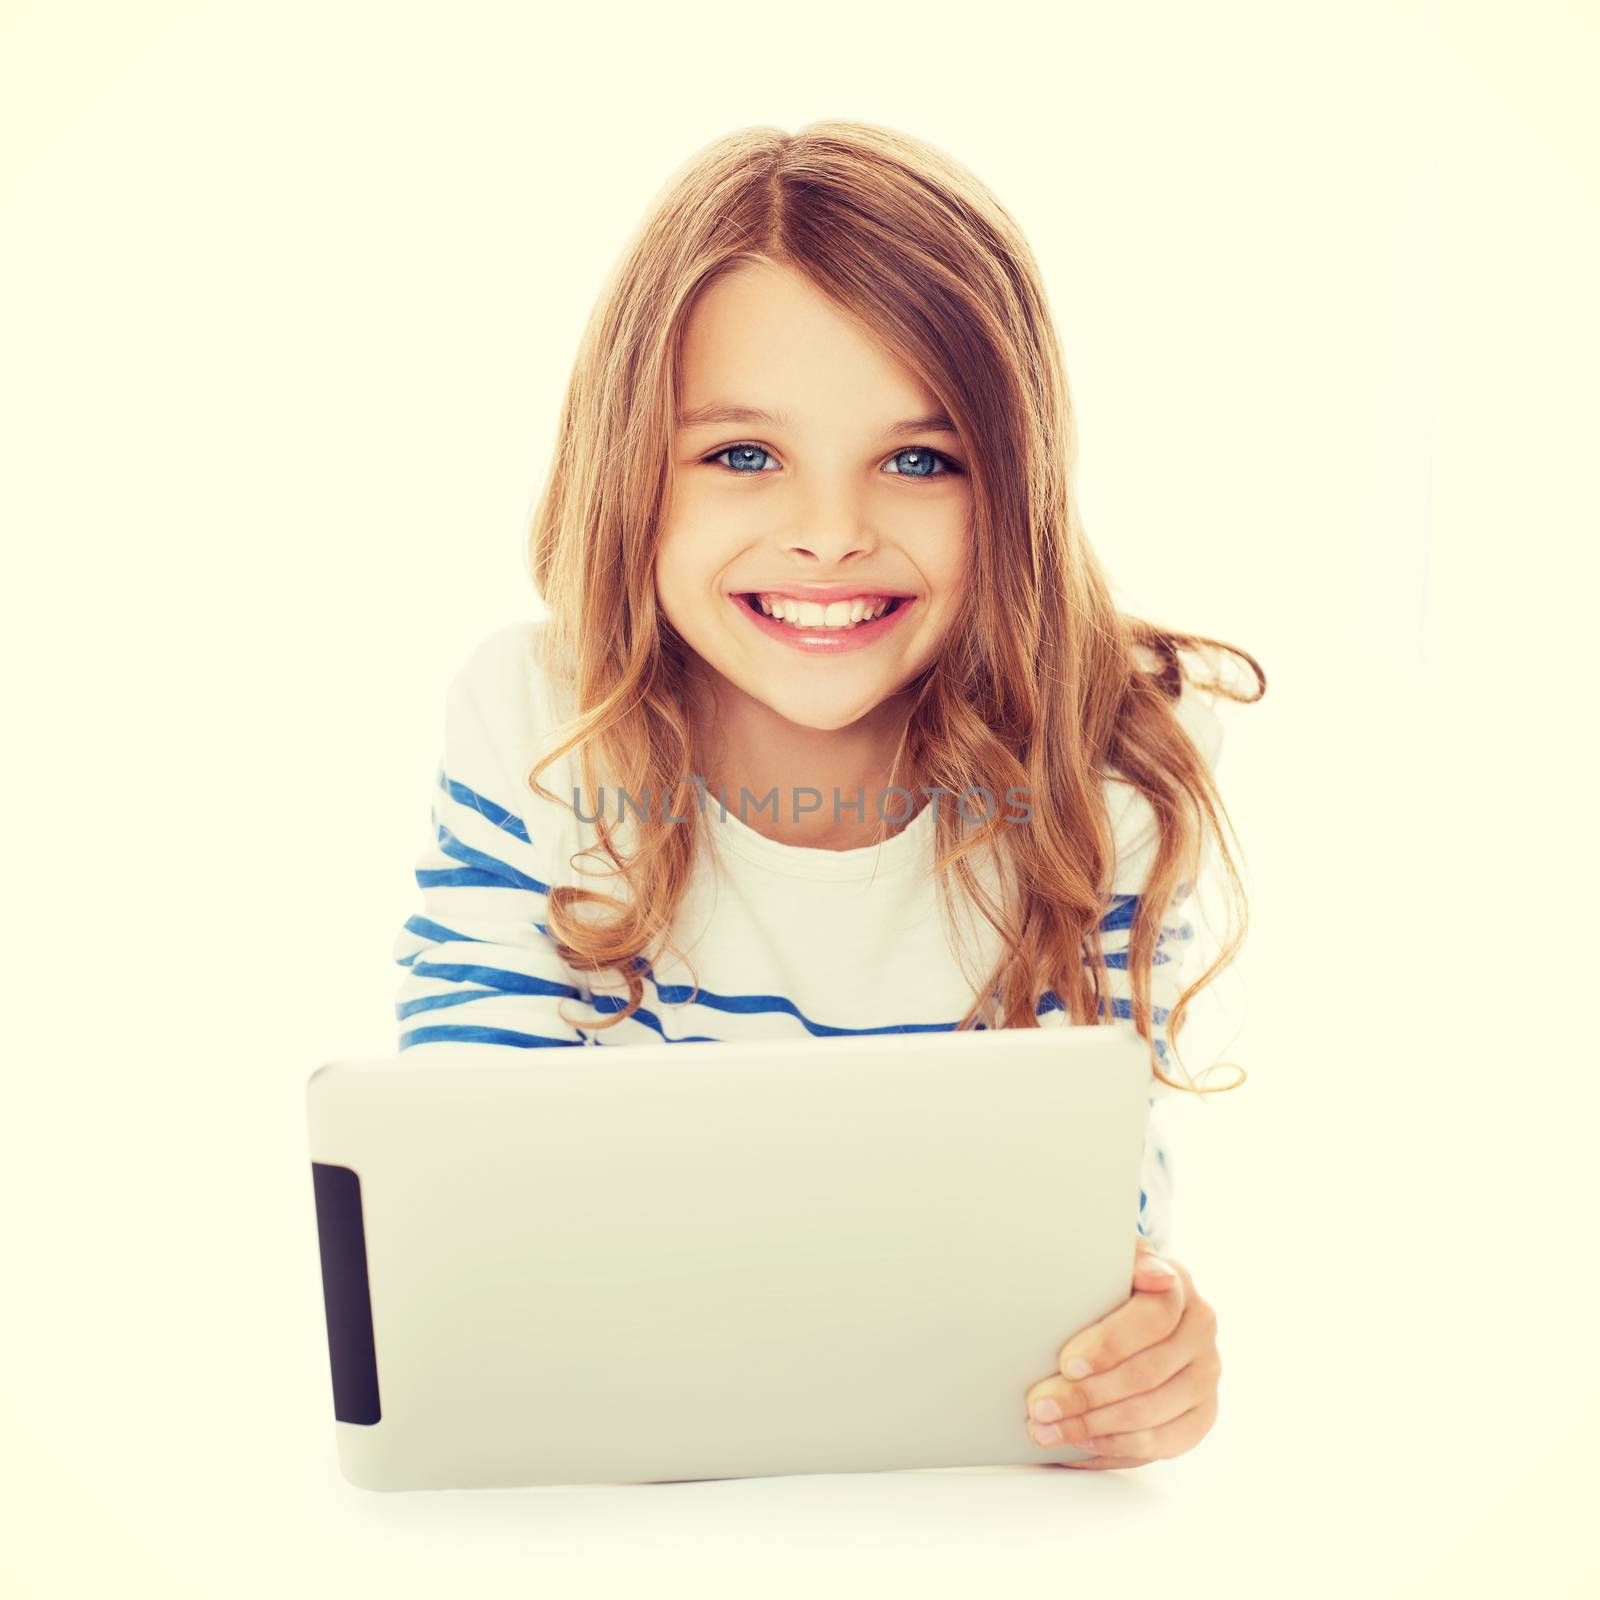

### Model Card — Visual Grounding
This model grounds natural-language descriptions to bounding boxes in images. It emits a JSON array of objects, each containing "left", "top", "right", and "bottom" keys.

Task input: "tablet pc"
[{"left": 306, "top": 1024, "right": 1153, "bottom": 1490}]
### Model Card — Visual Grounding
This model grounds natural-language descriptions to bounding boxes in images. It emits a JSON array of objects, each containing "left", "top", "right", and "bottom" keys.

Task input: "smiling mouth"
[{"left": 736, "top": 593, "right": 907, "bottom": 630}]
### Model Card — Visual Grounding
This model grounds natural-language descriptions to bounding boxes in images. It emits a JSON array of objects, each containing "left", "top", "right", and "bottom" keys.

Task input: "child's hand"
[{"left": 1021, "top": 1235, "right": 1221, "bottom": 1470}]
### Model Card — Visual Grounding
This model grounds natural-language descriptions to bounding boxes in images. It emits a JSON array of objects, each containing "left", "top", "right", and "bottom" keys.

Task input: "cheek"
[
  {"left": 651, "top": 541, "right": 694, "bottom": 640},
  {"left": 652, "top": 519, "right": 738, "bottom": 642},
  {"left": 652, "top": 516, "right": 706, "bottom": 602},
  {"left": 918, "top": 510, "right": 971, "bottom": 598},
  {"left": 655, "top": 496, "right": 745, "bottom": 578}
]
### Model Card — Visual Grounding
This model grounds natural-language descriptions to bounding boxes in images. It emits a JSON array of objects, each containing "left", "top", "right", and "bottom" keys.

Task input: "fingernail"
[
  {"left": 1064, "top": 1356, "right": 1092, "bottom": 1379},
  {"left": 1140, "top": 1257, "right": 1177, "bottom": 1278},
  {"left": 1034, "top": 1422, "right": 1064, "bottom": 1445},
  {"left": 1030, "top": 1397, "right": 1062, "bottom": 1423}
]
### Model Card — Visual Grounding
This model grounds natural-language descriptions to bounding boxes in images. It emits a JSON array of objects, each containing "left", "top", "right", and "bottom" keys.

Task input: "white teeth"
[{"left": 753, "top": 593, "right": 896, "bottom": 629}]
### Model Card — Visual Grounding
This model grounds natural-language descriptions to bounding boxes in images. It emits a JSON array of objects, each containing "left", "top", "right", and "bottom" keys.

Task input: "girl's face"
[{"left": 655, "top": 259, "right": 971, "bottom": 735}]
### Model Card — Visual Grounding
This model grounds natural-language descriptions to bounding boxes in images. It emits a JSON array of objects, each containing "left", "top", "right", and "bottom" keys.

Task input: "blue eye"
[
  {"left": 711, "top": 443, "right": 776, "bottom": 473},
  {"left": 883, "top": 446, "right": 957, "bottom": 478},
  {"left": 702, "top": 442, "right": 964, "bottom": 479}
]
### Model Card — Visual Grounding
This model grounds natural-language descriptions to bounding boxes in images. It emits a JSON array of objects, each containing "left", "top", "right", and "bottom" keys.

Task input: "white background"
[{"left": 5, "top": 1, "right": 1596, "bottom": 1595}]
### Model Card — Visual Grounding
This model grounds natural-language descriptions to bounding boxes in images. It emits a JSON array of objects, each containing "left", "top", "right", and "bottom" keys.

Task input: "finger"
[
  {"left": 1052, "top": 1454, "right": 1148, "bottom": 1471},
  {"left": 1029, "top": 1277, "right": 1213, "bottom": 1442},
  {"left": 1055, "top": 1269, "right": 1187, "bottom": 1380},
  {"left": 1028, "top": 1320, "right": 1200, "bottom": 1439},
  {"left": 1065, "top": 1395, "right": 1217, "bottom": 1464},
  {"left": 1133, "top": 1234, "right": 1194, "bottom": 1289},
  {"left": 1028, "top": 1352, "right": 1216, "bottom": 1451},
  {"left": 1132, "top": 1247, "right": 1182, "bottom": 1292}
]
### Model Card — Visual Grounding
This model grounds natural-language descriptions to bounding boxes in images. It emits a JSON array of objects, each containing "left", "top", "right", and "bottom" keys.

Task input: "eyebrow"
[{"left": 676, "top": 401, "right": 959, "bottom": 438}]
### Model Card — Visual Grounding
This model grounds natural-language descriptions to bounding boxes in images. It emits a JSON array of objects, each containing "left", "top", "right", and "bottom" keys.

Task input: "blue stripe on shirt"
[{"left": 401, "top": 770, "right": 1182, "bottom": 1061}]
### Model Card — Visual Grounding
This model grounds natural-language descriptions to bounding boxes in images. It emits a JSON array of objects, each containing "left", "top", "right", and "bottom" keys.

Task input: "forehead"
[{"left": 675, "top": 261, "right": 939, "bottom": 424}]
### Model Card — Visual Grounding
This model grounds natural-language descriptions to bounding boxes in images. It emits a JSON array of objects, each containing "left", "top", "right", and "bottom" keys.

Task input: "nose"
[{"left": 781, "top": 486, "right": 878, "bottom": 566}]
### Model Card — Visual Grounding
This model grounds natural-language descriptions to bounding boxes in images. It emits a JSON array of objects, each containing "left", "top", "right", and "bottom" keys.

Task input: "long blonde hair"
[{"left": 525, "top": 119, "right": 1265, "bottom": 1095}]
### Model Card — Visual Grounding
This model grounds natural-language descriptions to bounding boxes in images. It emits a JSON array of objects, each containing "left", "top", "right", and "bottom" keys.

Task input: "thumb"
[{"left": 1133, "top": 1236, "right": 1180, "bottom": 1289}]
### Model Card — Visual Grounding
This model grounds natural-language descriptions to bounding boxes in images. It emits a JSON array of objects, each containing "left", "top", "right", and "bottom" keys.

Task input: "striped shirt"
[{"left": 393, "top": 617, "right": 1225, "bottom": 1254}]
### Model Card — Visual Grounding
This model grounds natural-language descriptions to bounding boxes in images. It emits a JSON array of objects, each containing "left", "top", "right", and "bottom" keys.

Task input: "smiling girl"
[{"left": 394, "top": 120, "right": 1264, "bottom": 1471}]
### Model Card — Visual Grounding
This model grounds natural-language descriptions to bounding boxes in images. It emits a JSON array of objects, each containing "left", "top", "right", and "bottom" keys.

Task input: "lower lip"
[{"left": 729, "top": 594, "right": 916, "bottom": 653}]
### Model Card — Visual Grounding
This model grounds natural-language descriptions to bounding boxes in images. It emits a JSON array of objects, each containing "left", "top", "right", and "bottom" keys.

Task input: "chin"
[{"left": 741, "top": 682, "right": 888, "bottom": 733}]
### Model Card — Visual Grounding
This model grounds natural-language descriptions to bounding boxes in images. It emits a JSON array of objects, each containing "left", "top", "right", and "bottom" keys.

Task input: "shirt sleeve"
[
  {"left": 1098, "top": 682, "right": 1226, "bottom": 1256},
  {"left": 391, "top": 636, "right": 591, "bottom": 1053},
  {"left": 1095, "top": 882, "right": 1195, "bottom": 1256}
]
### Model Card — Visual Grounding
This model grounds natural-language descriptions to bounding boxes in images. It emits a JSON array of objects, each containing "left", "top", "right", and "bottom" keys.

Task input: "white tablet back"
[{"left": 306, "top": 1025, "right": 1153, "bottom": 1490}]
